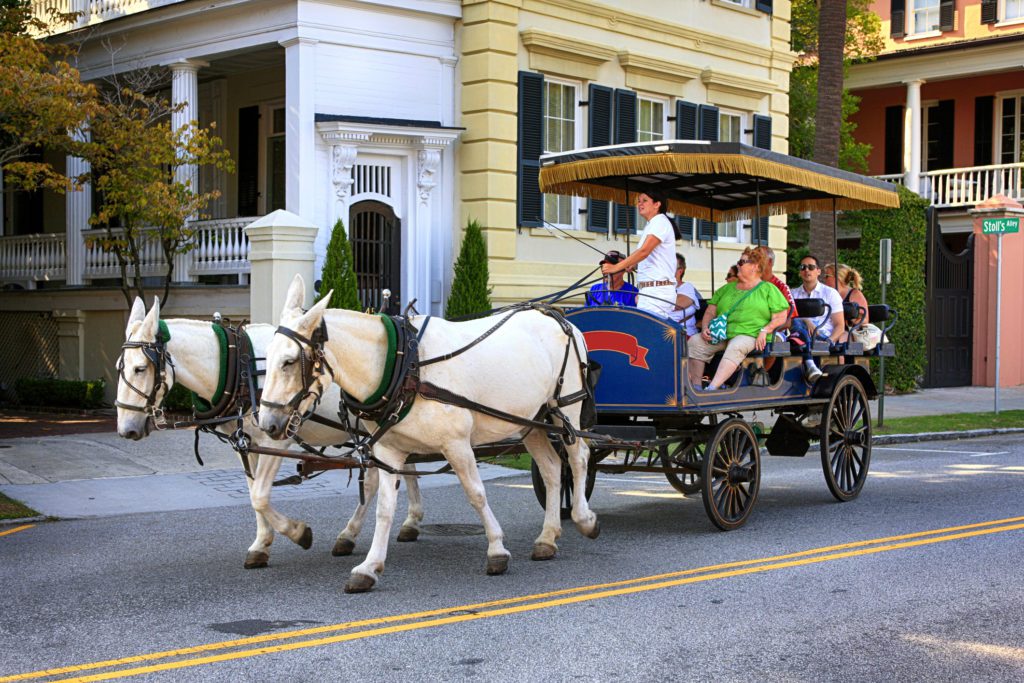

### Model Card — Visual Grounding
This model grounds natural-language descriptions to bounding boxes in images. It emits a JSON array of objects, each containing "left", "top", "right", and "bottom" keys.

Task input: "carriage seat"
[
  {"left": 867, "top": 304, "right": 897, "bottom": 357},
  {"left": 792, "top": 298, "right": 830, "bottom": 356}
]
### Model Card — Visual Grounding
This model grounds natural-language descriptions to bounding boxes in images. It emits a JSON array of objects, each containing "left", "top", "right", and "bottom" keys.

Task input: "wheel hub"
[
  {"left": 727, "top": 463, "right": 753, "bottom": 484},
  {"left": 843, "top": 430, "right": 866, "bottom": 446}
]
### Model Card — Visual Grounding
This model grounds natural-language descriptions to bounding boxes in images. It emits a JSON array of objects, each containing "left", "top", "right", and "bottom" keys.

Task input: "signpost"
[
  {"left": 878, "top": 239, "right": 891, "bottom": 426},
  {"left": 980, "top": 217, "right": 1018, "bottom": 414}
]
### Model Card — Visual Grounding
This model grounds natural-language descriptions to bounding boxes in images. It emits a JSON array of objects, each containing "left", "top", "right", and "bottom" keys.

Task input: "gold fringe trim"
[{"left": 539, "top": 153, "right": 900, "bottom": 222}]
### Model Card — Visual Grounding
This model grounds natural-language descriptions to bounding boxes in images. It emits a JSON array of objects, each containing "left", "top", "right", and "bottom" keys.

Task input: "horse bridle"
[
  {"left": 259, "top": 321, "right": 333, "bottom": 434},
  {"left": 115, "top": 332, "right": 175, "bottom": 424}
]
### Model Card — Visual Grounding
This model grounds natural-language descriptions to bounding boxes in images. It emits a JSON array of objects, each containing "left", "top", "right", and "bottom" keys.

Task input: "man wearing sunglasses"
[{"left": 790, "top": 255, "right": 844, "bottom": 382}]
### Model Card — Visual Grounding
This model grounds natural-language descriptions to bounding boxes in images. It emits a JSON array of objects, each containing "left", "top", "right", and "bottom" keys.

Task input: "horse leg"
[
  {"left": 566, "top": 437, "right": 600, "bottom": 539},
  {"left": 346, "top": 446, "right": 405, "bottom": 593},
  {"left": 242, "top": 452, "right": 275, "bottom": 569},
  {"left": 332, "top": 466, "right": 381, "bottom": 557},
  {"left": 522, "top": 431, "right": 564, "bottom": 561},
  {"left": 444, "top": 441, "right": 510, "bottom": 576},
  {"left": 397, "top": 468, "right": 423, "bottom": 543},
  {"left": 247, "top": 450, "right": 312, "bottom": 558}
]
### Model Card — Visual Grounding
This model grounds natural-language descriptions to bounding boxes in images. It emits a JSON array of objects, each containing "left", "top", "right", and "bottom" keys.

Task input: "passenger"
[
  {"left": 790, "top": 254, "right": 844, "bottom": 381},
  {"left": 600, "top": 189, "right": 677, "bottom": 318},
  {"left": 755, "top": 245, "right": 796, "bottom": 334},
  {"left": 724, "top": 264, "right": 739, "bottom": 284},
  {"left": 586, "top": 250, "right": 638, "bottom": 307},
  {"left": 668, "top": 253, "right": 702, "bottom": 338},
  {"left": 688, "top": 247, "right": 789, "bottom": 391},
  {"left": 824, "top": 263, "right": 870, "bottom": 335}
]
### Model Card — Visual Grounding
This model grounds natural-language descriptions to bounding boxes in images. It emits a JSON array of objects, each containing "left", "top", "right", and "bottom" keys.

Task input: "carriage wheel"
[
  {"left": 700, "top": 418, "right": 760, "bottom": 531},
  {"left": 663, "top": 440, "right": 703, "bottom": 495},
  {"left": 820, "top": 374, "right": 872, "bottom": 502},
  {"left": 530, "top": 455, "right": 597, "bottom": 520}
]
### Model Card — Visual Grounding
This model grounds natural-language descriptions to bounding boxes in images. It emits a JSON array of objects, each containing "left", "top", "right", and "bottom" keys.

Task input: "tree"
[
  {"left": 789, "top": 0, "right": 884, "bottom": 260},
  {"left": 0, "top": 4, "right": 97, "bottom": 194},
  {"left": 76, "top": 86, "right": 234, "bottom": 307},
  {"left": 445, "top": 219, "right": 491, "bottom": 319},
  {"left": 319, "top": 218, "right": 361, "bottom": 311}
]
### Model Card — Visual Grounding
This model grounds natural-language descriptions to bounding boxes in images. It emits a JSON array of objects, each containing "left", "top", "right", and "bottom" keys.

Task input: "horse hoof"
[
  {"left": 332, "top": 538, "right": 355, "bottom": 557},
  {"left": 397, "top": 526, "right": 419, "bottom": 543},
  {"left": 297, "top": 526, "right": 313, "bottom": 550},
  {"left": 244, "top": 551, "right": 269, "bottom": 569},
  {"left": 486, "top": 555, "right": 509, "bottom": 575},
  {"left": 531, "top": 542, "right": 557, "bottom": 561},
  {"left": 581, "top": 518, "right": 601, "bottom": 540},
  {"left": 344, "top": 573, "right": 377, "bottom": 593}
]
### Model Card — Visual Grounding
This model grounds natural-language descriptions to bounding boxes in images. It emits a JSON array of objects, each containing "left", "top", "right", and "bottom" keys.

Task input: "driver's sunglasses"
[{"left": 798, "top": 263, "right": 818, "bottom": 271}]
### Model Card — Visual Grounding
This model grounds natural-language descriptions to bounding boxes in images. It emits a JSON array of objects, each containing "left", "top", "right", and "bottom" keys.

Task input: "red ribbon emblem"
[{"left": 584, "top": 331, "right": 650, "bottom": 370}]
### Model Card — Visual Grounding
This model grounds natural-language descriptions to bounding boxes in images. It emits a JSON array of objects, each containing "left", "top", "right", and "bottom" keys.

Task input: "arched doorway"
[{"left": 349, "top": 200, "right": 401, "bottom": 313}]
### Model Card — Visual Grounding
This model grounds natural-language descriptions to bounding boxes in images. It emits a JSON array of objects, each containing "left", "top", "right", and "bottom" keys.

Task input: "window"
[
  {"left": 264, "top": 104, "right": 286, "bottom": 214},
  {"left": 637, "top": 98, "right": 666, "bottom": 142},
  {"left": 717, "top": 110, "right": 746, "bottom": 241},
  {"left": 912, "top": 0, "right": 940, "bottom": 33},
  {"left": 543, "top": 80, "right": 580, "bottom": 227},
  {"left": 997, "top": 93, "right": 1024, "bottom": 164},
  {"left": 1005, "top": 0, "right": 1024, "bottom": 21}
]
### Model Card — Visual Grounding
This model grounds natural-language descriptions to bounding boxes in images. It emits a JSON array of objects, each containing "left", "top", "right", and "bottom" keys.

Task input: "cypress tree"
[
  {"left": 445, "top": 219, "right": 491, "bottom": 319},
  {"left": 319, "top": 219, "right": 361, "bottom": 311}
]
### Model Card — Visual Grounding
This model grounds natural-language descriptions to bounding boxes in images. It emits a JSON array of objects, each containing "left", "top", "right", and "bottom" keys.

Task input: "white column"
[
  {"left": 439, "top": 57, "right": 458, "bottom": 126},
  {"left": 413, "top": 146, "right": 442, "bottom": 312},
  {"left": 281, "top": 38, "right": 318, "bottom": 223},
  {"left": 904, "top": 79, "right": 924, "bottom": 195},
  {"left": 65, "top": 129, "right": 91, "bottom": 286},
  {"left": 168, "top": 59, "right": 207, "bottom": 283}
]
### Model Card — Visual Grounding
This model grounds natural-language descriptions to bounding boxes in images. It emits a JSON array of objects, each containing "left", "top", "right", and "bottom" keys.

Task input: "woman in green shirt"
[{"left": 688, "top": 247, "right": 790, "bottom": 391}]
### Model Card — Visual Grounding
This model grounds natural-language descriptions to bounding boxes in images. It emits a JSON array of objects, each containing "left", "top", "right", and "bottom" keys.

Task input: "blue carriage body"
[{"left": 564, "top": 306, "right": 842, "bottom": 416}]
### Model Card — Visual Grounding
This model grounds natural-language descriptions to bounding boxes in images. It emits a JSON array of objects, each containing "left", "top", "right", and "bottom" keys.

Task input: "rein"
[{"left": 115, "top": 320, "right": 175, "bottom": 425}]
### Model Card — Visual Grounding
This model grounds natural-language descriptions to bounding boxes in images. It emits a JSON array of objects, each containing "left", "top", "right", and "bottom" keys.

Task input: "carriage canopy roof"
[{"left": 538, "top": 141, "right": 900, "bottom": 223}]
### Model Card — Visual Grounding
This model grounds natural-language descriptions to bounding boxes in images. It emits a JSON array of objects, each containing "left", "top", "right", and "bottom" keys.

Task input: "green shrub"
[
  {"left": 445, "top": 219, "right": 492, "bottom": 319},
  {"left": 841, "top": 185, "right": 928, "bottom": 392},
  {"left": 319, "top": 218, "right": 362, "bottom": 311},
  {"left": 14, "top": 377, "right": 106, "bottom": 409},
  {"left": 162, "top": 383, "right": 194, "bottom": 412}
]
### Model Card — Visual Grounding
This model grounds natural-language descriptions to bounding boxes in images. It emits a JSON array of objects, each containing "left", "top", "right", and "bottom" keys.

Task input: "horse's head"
[
  {"left": 116, "top": 296, "right": 173, "bottom": 440},
  {"left": 258, "top": 274, "right": 334, "bottom": 439}
]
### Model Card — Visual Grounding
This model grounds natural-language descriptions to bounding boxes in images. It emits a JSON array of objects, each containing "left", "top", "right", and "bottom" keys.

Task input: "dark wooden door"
[
  {"left": 349, "top": 200, "right": 401, "bottom": 314},
  {"left": 925, "top": 208, "right": 973, "bottom": 387}
]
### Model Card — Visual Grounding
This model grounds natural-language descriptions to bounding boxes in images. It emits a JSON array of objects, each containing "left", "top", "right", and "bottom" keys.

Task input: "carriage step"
[{"left": 590, "top": 424, "right": 658, "bottom": 441}]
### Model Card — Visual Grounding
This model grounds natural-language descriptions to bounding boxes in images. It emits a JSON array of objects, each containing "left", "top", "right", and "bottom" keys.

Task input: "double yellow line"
[
  {"left": 5, "top": 515, "right": 1024, "bottom": 683},
  {"left": 0, "top": 525, "right": 34, "bottom": 539}
]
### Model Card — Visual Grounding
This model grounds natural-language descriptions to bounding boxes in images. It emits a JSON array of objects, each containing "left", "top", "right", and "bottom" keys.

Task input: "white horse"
[
  {"left": 116, "top": 297, "right": 424, "bottom": 568},
  {"left": 258, "top": 275, "right": 599, "bottom": 593}
]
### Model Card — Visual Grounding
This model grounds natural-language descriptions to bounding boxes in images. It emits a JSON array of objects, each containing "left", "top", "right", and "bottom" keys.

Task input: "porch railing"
[
  {"left": 0, "top": 233, "right": 66, "bottom": 286},
  {"left": 31, "top": 0, "right": 186, "bottom": 33},
  {"left": 189, "top": 217, "right": 254, "bottom": 277},
  {"left": 920, "top": 163, "right": 1024, "bottom": 209}
]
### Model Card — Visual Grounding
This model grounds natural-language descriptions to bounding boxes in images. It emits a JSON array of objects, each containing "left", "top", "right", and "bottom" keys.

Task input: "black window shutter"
[
  {"left": 676, "top": 100, "right": 698, "bottom": 140},
  {"left": 698, "top": 220, "right": 717, "bottom": 241},
  {"left": 755, "top": 0, "right": 773, "bottom": 14},
  {"left": 752, "top": 217, "right": 769, "bottom": 245},
  {"left": 698, "top": 104, "right": 719, "bottom": 142},
  {"left": 975, "top": 96, "right": 994, "bottom": 166},
  {"left": 587, "top": 84, "right": 613, "bottom": 233},
  {"left": 614, "top": 89, "right": 638, "bottom": 234},
  {"left": 934, "top": 99, "right": 955, "bottom": 170},
  {"left": 884, "top": 105, "right": 904, "bottom": 175},
  {"left": 891, "top": 0, "right": 905, "bottom": 38},
  {"left": 939, "top": 0, "right": 954, "bottom": 30},
  {"left": 981, "top": 0, "right": 997, "bottom": 24},
  {"left": 676, "top": 216, "right": 694, "bottom": 241},
  {"left": 517, "top": 71, "right": 544, "bottom": 228},
  {"left": 237, "top": 106, "right": 260, "bottom": 216},
  {"left": 752, "top": 114, "right": 772, "bottom": 150}
]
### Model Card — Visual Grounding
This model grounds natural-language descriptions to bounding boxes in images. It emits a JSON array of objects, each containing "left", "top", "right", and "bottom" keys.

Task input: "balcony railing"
[
  {"left": 31, "top": 0, "right": 186, "bottom": 33},
  {"left": 876, "top": 163, "right": 1024, "bottom": 209},
  {"left": 0, "top": 216, "right": 256, "bottom": 288}
]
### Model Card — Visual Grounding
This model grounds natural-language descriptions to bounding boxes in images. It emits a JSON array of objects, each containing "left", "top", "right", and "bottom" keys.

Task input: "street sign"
[{"left": 982, "top": 217, "right": 1020, "bottom": 234}]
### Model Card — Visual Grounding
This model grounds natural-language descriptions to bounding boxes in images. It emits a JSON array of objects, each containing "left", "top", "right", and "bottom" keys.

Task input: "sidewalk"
[{"left": 1, "top": 385, "right": 1022, "bottom": 521}]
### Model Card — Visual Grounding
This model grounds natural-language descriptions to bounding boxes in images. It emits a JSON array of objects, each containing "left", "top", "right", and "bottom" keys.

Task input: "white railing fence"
[
  {"left": 189, "top": 217, "right": 255, "bottom": 278},
  {"left": 82, "top": 227, "right": 166, "bottom": 279},
  {"left": 0, "top": 233, "right": 66, "bottom": 288},
  {"left": 920, "top": 163, "right": 1024, "bottom": 209},
  {"left": 31, "top": 0, "right": 186, "bottom": 33}
]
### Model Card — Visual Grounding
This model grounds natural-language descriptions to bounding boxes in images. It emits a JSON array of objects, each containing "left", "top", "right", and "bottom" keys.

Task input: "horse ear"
[
  {"left": 139, "top": 297, "right": 160, "bottom": 340},
  {"left": 283, "top": 274, "right": 306, "bottom": 315},
  {"left": 125, "top": 297, "right": 146, "bottom": 337},
  {"left": 294, "top": 291, "right": 331, "bottom": 337}
]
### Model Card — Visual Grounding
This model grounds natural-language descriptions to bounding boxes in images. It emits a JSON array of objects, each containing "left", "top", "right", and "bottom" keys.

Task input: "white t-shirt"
[
  {"left": 668, "top": 281, "right": 701, "bottom": 337},
  {"left": 636, "top": 213, "right": 677, "bottom": 285},
  {"left": 792, "top": 280, "right": 844, "bottom": 338}
]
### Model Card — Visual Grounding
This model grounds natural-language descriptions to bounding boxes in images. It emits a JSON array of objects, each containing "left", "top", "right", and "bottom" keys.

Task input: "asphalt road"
[{"left": 3, "top": 434, "right": 1024, "bottom": 682}]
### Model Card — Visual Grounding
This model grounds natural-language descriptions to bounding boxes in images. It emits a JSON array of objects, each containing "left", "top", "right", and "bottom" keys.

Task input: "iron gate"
[
  {"left": 925, "top": 207, "right": 974, "bottom": 387},
  {"left": 349, "top": 200, "right": 401, "bottom": 314}
]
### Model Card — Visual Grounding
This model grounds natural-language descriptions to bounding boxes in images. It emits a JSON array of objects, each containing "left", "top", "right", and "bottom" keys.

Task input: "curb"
[
  {"left": 873, "top": 427, "right": 1024, "bottom": 445},
  {"left": 0, "top": 515, "right": 48, "bottom": 526}
]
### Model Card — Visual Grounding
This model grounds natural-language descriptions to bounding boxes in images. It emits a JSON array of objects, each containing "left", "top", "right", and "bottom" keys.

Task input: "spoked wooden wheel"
[
  {"left": 700, "top": 418, "right": 761, "bottom": 531},
  {"left": 662, "top": 440, "right": 703, "bottom": 495},
  {"left": 530, "top": 452, "right": 598, "bottom": 519},
  {"left": 820, "top": 374, "right": 872, "bottom": 502}
]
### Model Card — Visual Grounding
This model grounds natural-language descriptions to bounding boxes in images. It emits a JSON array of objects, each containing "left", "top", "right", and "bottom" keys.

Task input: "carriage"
[{"left": 526, "top": 140, "right": 901, "bottom": 531}]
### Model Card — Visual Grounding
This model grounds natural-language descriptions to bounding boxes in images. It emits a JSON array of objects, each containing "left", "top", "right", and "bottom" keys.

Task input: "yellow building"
[{"left": 458, "top": 0, "right": 797, "bottom": 303}]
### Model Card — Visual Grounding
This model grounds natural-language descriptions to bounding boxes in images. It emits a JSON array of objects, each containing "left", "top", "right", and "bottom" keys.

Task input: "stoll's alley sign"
[{"left": 982, "top": 216, "right": 1020, "bottom": 234}]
